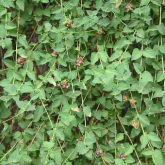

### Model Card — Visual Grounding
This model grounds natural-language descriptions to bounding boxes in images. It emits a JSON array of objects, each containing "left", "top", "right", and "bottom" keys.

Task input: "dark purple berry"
[
  {"left": 52, "top": 50, "right": 58, "bottom": 57},
  {"left": 75, "top": 57, "right": 83, "bottom": 67},
  {"left": 125, "top": 4, "right": 133, "bottom": 11},
  {"left": 17, "top": 58, "right": 24, "bottom": 65},
  {"left": 60, "top": 80, "right": 68, "bottom": 89},
  {"left": 101, "top": 28, "right": 104, "bottom": 35},
  {"left": 120, "top": 154, "right": 126, "bottom": 158},
  {"left": 76, "top": 137, "right": 82, "bottom": 142},
  {"left": 96, "top": 152, "right": 100, "bottom": 156}
]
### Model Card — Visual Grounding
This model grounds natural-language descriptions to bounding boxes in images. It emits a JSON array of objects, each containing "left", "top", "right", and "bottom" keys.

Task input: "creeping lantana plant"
[{"left": 0, "top": 0, "right": 165, "bottom": 165}]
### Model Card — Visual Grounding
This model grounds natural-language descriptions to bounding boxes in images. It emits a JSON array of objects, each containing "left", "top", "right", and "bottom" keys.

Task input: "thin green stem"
[{"left": 0, "top": 142, "right": 18, "bottom": 162}]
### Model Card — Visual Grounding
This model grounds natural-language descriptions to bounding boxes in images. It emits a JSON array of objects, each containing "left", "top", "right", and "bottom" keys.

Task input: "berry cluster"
[
  {"left": 60, "top": 80, "right": 68, "bottom": 89},
  {"left": 96, "top": 28, "right": 104, "bottom": 35},
  {"left": 96, "top": 148, "right": 103, "bottom": 156},
  {"left": 63, "top": 19, "right": 74, "bottom": 28},
  {"left": 123, "top": 95, "right": 127, "bottom": 102},
  {"left": 17, "top": 58, "right": 24, "bottom": 65},
  {"left": 125, "top": 4, "right": 133, "bottom": 11},
  {"left": 120, "top": 154, "right": 126, "bottom": 159},
  {"left": 51, "top": 50, "right": 58, "bottom": 57},
  {"left": 75, "top": 57, "right": 83, "bottom": 67},
  {"left": 76, "top": 137, "right": 82, "bottom": 142}
]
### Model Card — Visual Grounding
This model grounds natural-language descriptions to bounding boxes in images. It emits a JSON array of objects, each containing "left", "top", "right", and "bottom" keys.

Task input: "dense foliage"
[{"left": 0, "top": 0, "right": 165, "bottom": 164}]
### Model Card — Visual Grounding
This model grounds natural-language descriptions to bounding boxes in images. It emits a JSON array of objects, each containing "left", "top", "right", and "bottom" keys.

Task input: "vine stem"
[
  {"left": 0, "top": 142, "right": 18, "bottom": 162},
  {"left": 112, "top": 101, "right": 142, "bottom": 165},
  {"left": 159, "top": 4, "right": 165, "bottom": 142},
  {"left": 76, "top": 40, "right": 87, "bottom": 142},
  {"left": 41, "top": 100, "right": 64, "bottom": 162},
  {"left": 129, "top": 91, "right": 156, "bottom": 164},
  {"left": 65, "top": 44, "right": 75, "bottom": 93},
  {"left": 26, "top": 122, "right": 44, "bottom": 150},
  {"left": 62, "top": 147, "right": 77, "bottom": 165},
  {"left": 54, "top": 0, "right": 60, "bottom": 6}
]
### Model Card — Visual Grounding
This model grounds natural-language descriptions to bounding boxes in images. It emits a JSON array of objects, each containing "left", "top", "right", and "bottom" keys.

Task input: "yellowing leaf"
[
  {"left": 115, "top": 0, "right": 122, "bottom": 8},
  {"left": 72, "top": 107, "right": 80, "bottom": 112}
]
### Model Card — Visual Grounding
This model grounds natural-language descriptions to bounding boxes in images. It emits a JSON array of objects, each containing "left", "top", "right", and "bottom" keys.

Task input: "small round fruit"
[
  {"left": 17, "top": 58, "right": 24, "bottom": 65},
  {"left": 120, "top": 154, "right": 126, "bottom": 158}
]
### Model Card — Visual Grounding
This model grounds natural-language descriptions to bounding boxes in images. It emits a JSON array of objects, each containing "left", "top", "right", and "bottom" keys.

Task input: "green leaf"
[
  {"left": 153, "top": 89, "right": 164, "bottom": 98},
  {"left": 16, "top": 0, "right": 24, "bottom": 11},
  {"left": 0, "top": 6, "right": 7, "bottom": 17},
  {"left": 98, "top": 51, "right": 108, "bottom": 63},
  {"left": 132, "top": 48, "right": 143, "bottom": 61},
  {"left": 148, "top": 132, "right": 161, "bottom": 142},
  {"left": 69, "top": 0, "right": 79, "bottom": 7},
  {"left": 98, "top": 97, "right": 106, "bottom": 106},
  {"left": 125, "top": 155, "right": 135, "bottom": 163},
  {"left": 0, "top": 0, "right": 15, "bottom": 8},
  {"left": 33, "top": 106, "right": 43, "bottom": 122},
  {"left": 162, "top": 95, "right": 165, "bottom": 107},
  {"left": 137, "top": 29, "right": 145, "bottom": 38},
  {"left": 110, "top": 51, "right": 122, "bottom": 61},
  {"left": 20, "top": 85, "right": 34, "bottom": 93},
  {"left": 153, "top": 150, "right": 164, "bottom": 165},
  {"left": 139, "top": 114, "right": 150, "bottom": 125},
  {"left": 41, "top": 0, "right": 49, "bottom": 3},
  {"left": 27, "top": 144, "right": 38, "bottom": 152},
  {"left": 143, "top": 48, "right": 157, "bottom": 58},
  {"left": 125, "top": 145, "right": 134, "bottom": 156},
  {"left": 43, "top": 141, "right": 54, "bottom": 150},
  {"left": 54, "top": 150, "right": 62, "bottom": 165},
  {"left": 2, "top": 123, "right": 8, "bottom": 132},
  {"left": 141, "top": 148, "right": 154, "bottom": 156},
  {"left": 85, "top": 132, "right": 96, "bottom": 146},
  {"left": 77, "top": 142, "right": 89, "bottom": 155},
  {"left": 44, "top": 22, "right": 52, "bottom": 32},
  {"left": 140, "top": 135, "right": 149, "bottom": 149},
  {"left": 140, "top": 0, "right": 150, "bottom": 6},
  {"left": 56, "top": 128, "right": 65, "bottom": 141},
  {"left": 27, "top": 72, "right": 36, "bottom": 81},
  {"left": 95, "top": 0, "right": 103, "bottom": 9},
  {"left": 159, "top": 116, "right": 165, "bottom": 125},
  {"left": 156, "top": 24, "right": 165, "bottom": 35},
  {"left": 65, "top": 163, "right": 72, "bottom": 165},
  {"left": 18, "top": 35, "right": 29, "bottom": 49},
  {"left": 60, "top": 113, "right": 75, "bottom": 126},
  {"left": 104, "top": 153, "right": 114, "bottom": 163},
  {"left": 123, "top": 27, "right": 134, "bottom": 33},
  {"left": 115, "top": 158, "right": 124, "bottom": 165},
  {"left": 91, "top": 52, "right": 99, "bottom": 64},
  {"left": 0, "top": 24, "right": 6, "bottom": 38},
  {"left": 157, "top": 71, "right": 165, "bottom": 82},
  {"left": 151, "top": 0, "right": 162, "bottom": 6},
  {"left": 141, "top": 71, "right": 153, "bottom": 82},
  {"left": 8, "top": 150, "right": 20, "bottom": 163},
  {"left": 99, "top": 18, "right": 110, "bottom": 27},
  {"left": 85, "top": 150, "right": 93, "bottom": 160},
  {"left": 115, "top": 38, "right": 132, "bottom": 49},
  {"left": 133, "top": 63, "right": 143, "bottom": 74},
  {"left": 14, "top": 131, "right": 21, "bottom": 139},
  {"left": 115, "top": 133, "right": 124, "bottom": 143},
  {"left": 66, "top": 91, "right": 82, "bottom": 99},
  {"left": 83, "top": 106, "right": 91, "bottom": 117},
  {"left": 3, "top": 60, "right": 15, "bottom": 69},
  {"left": 22, "top": 154, "right": 32, "bottom": 163},
  {"left": 159, "top": 45, "right": 165, "bottom": 54},
  {"left": 4, "top": 50, "right": 14, "bottom": 59},
  {"left": 68, "top": 70, "right": 77, "bottom": 80}
]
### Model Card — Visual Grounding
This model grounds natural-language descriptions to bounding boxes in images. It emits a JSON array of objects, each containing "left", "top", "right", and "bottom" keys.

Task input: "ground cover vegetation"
[{"left": 0, "top": 0, "right": 165, "bottom": 164}]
